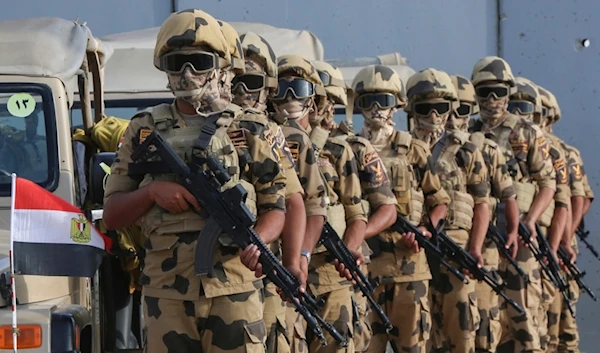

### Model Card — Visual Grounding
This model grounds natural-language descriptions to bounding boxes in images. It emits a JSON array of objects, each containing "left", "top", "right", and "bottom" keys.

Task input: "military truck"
[{"left": 0, "top": 17, "right": 116, "bottom": 353}]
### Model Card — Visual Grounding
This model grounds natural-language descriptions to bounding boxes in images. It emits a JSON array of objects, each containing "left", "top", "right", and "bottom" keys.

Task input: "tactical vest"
[
  {"left": 470, "top": 132, "right": 498, "bottom": 223},
  {"left": 433, "top": 131, "right": 475, "bottom": 231},
  {"left": 311, "top": 126, "right": 346, "bottom": 254},
  {"left": 136, "top": 104, "right": 257, "bottom": 245},
  {"left": 377, "top": 130, "right": 424, "bottom": 224}
]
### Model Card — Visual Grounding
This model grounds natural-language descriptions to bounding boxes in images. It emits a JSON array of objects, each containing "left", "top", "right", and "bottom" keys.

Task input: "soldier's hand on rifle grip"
[
  {"left": 149, "top": 181, "right": 201, "bottom": 214},
  {"left": 334, "top": 248, "right": 364, "bottom": 284},
  {"left": 239, "top": 244, "right": 263, "bottom": 278},
  {"left": 506, "top": 230, "right": 519, "bottom": 259}
]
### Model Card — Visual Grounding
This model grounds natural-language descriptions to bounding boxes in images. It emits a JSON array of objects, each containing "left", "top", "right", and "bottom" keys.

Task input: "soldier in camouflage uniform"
[
  {"left": 469, "top": 56, "right": 556, "bottom": 353},
  {"left": 295, "top": 60, "right": 370, "bottom": 353},
  {"left": 103, "top": 9, "right": 289, "bottom": 353},
  {"left": 447, "top": 74, "right": 520, "bottom": 353},
  {"left": 312, "top": 61, "right": 399, "bottom": 353},
  {"left": 507, "top": 78, "right": 571, "bottom": 351},
  {"left": 537, "top": 86, "right": 585, "bottom": 353},
  {"left": 352, "top": 65, "right": 450, "bottom": 353},
  {"left": 225, "top": 29, "right": 307, "bottom": 353},
  {"left": 406, "top": 68, "right": 489, "bottom": 353},
  {"left": 271, "top": 55, "right": 344, "bottom": 352}
]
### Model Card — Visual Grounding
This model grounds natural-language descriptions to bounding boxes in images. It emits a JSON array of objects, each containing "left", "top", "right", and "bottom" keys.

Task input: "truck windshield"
[{"left": 0, "top": 84, "right": 57, "bottom": 196}]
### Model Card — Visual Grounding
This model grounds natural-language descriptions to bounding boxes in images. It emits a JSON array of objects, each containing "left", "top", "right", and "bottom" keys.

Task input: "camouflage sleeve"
[
  {"left": 410, "top": 140, "right": 451, "bottom": 208},
  {"left": 284, "top": 128, "right": 327, "bottom": 218},
  {"left": 332, "top": 140, "right": 367, "bottom": 224},
  {"left": 526, "top": 124, "right": 556, "bottom": 190},
  {"left": 347, "top": 136, "right": 397, "bottom": 210},
  {"left": 566, "top": 146, "right": 586, "bottom": 198},
  {"left": 103, "top": 113, "right": 154, "bottom": 203},
  {"left": 549, "top": 141, "right": 571, "bottom": 208},
  {"left": 465, "top": 144, "right": 489, "bottom": 204},
  {"left": 485, "top": 141, "right": 516, "bottom": 201},
  {"left": 269, "top": 122, "right": 304, "bottom": 199},
  {"left": 237, "top": 116, "right": 287, "bottom": 213}
]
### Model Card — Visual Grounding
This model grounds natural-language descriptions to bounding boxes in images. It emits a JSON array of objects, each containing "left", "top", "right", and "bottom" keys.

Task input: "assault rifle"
[
  {"left": 391, "top": 215, "right": 467, "bottom": 284},
  {"left": 557, "top": 247, "right": 597, "bottom": 301},
  {"left": 486, "top": 222, "right": 530, "bottom": 283},
  {"left": 518, "top": 221, "right": 574, "bottom": 317},
  {"left": 424, "top": 221, "right": 525, "bottom": 315},
  {"left": 576, "top": 218, "right": 600, "bottom": 261},
  {"left": 320, "top": 223, "right": 393, "bottom": 333},
  {"left": 131, "top": 129, "right": 346, "bottom": 347}
]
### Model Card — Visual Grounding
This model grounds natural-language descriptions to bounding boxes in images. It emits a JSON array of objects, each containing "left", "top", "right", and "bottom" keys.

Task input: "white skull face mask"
[
  {"left": 167, "top": 66, "right": 226, "bottom": 115},
  {"left": 412, "top": 99, "right": 451, "bottom": 146}
]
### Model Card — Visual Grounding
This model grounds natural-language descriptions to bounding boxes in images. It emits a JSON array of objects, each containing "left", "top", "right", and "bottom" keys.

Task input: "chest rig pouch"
[
  {"left": 380, "top": 130, "right": 424, "bottom": 224},
  {"left": 311, "top": 126, "right": 346, "bottom": 254},
  {"left": 434, "top": 131, "right": 474, "bottom": 231},
  {"left": 136, "top": 104, "right": 257, "bottom": 246}
]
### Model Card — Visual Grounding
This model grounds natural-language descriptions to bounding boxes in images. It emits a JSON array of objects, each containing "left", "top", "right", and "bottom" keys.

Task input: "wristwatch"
[{"left": 301, "top": 250, "right": 311, "bottom": 264}]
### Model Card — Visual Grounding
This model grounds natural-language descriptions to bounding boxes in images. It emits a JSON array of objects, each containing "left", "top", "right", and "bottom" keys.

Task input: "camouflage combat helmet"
[
  {"left": 351, "top": 64, "right": 407, "bottom": 107},
  {"left": 406, "top": 68, "right": 459, "bottom": 111},
  {"left": 239, "top": 31, "right": 278, "bottom": 88},
  {"left": 277, "top": 54, "right": 327, "bottom": 109},
  {"left": 154, "top": 9, "right": 230, "bottom": 71},
  {"left": 313, "top": 60, "right": 348, "bottom": 105},
  {"left": 511, "top": 77, "right": 542, "bottom": 114},
  {"left": 536, "top": 84, "right": 555, "bottom": 119},
  {"left": 450, "top": 74, "right": 479, "bottom": 115},
  {"left": 217, "top": 19, "right": 245, "bottom": 74},
  {"left": 471, "top": 56, "right": 516, "bottom": 88},
  {"left": 549, "top": 90, "right": 561, "bottom": 123}
]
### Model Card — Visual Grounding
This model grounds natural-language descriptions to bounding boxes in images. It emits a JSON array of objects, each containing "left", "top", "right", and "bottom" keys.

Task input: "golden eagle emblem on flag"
[{"left": 70, "top": 214, "right": 92, "bottom": 244}]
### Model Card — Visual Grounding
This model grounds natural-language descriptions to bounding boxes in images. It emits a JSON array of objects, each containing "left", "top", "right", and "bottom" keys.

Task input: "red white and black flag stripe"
[{"left": 10, "top": 177, "right": 112, "bottom": 277}]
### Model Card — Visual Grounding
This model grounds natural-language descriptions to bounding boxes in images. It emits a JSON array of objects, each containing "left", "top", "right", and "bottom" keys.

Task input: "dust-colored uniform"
[
  {"left": 470, "top": 113, "right": 556, "bottom": 353},
  {"left": 341, "top": 134, "right": 397, "bottom": 353},
  {"left": 304, "top": 125, "right": 367, "bottom": 353},
  {"left": 104, "top": 102, "right": 287, "bottom": 353},
  {"left": 547, "top": 142, "right": 588, "bottom": 353},
  {"left": 243, "top": 108, "right": 304, "bottom": 353},
  {"left": 280, "top": 119, "right": 328, "bottom": 353},
  {"left": 536, "top": 132, "right": 571, "bottom": 351},
  {"left": 470, "top": 132, "right": 517, "bottom": 353},
  {"left": 426, "top": 130, "right": 488, "bottom": 353},
  {"left": 357, "top": 129, "right": 450, "bottom": 353}
]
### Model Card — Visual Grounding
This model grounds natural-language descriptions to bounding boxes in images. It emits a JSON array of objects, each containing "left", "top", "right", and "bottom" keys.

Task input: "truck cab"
[{"left": 0, "top": 17, "right": 113, "bottom": 353}]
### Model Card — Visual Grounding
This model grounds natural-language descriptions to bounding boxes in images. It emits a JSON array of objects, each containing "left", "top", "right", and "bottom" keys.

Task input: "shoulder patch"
[
  {"left": 287, "top": 140, "right": 301, "bottom": 162},
  {"left": 273, "top": 127, "right": 294, "bottom": 165},
  {"left": 364, "top": 151, "right": 388, "bottom": 184},
  {"left": 227, "top": 129, "right": 248, "bottom": 149},
  {"left": 138, "top": 128, "right": 152, "bottom": 144},
  {"left": 571, "top": 164, "right": 584, "bottom": 181}
]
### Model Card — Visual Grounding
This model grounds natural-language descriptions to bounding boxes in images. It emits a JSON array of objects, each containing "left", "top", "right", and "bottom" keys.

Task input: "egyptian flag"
[{"left": 11, "top": 176, "right": 112, "bottom": 277}]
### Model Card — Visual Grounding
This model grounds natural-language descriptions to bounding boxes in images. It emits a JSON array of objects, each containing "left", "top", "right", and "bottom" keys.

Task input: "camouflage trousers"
[
  {"left": 430, "top": 267, "right": 480, "bottom": 353},
  {"left": 287, "top": 286, "right": 355, "bottom": 353},
  {"left": 475, "top": 276, "right": 502, "bottom": 352},
  {"left": 547, "top": 274, "right": 580, "bottom": 353},
  {"left": 498, "top": 245, "right": 544, "bottom": 353},
  {"left": 366, "top": 280, "right": 431, "bottom": 353},
  {"left": 263, "top": 279, "right": 291, "bottom": 353},
  {"left": 352, "top": 288, "right": 372, "bottom": 352},
  {"left": 143, "top": 289, "right": 267, "bottom": 353},
  {"left": 538, "top": 271, "right": 558, "bottom": 351}
]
